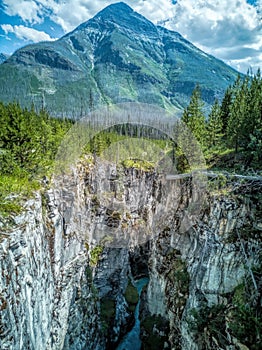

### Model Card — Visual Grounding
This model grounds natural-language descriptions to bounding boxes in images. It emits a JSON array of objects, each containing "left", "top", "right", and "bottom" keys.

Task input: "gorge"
[
  {"left": 0, "top": 3, "right": 261, "bottom": 350},
  {"left": 0, "top": 154, "right": 261, "bottom": 350}
]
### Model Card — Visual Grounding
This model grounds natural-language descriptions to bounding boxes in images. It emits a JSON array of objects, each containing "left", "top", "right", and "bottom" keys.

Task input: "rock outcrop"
[{"left": 0, "top": 159, "right": 261, "bottom": 349}]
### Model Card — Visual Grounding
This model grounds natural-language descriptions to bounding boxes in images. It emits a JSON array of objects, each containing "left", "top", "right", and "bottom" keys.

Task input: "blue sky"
[{"left": 0, "top": 0, "right": 261, "bottom": 73}]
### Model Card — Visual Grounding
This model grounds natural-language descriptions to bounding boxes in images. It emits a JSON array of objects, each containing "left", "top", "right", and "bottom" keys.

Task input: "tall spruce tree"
[
  {"left": 181, "top": 84, "right": 206, "bottom": 147},
  {"left": 0, "top": 102, "right": 72, "bottom": 176},
  {"left": 226, "top": 76, "right": 248, "bottom": 154},
  {"left": 244, "top": 69, "right": 262, "bottom": 165},
  {"left": 206, "top": 99, "right": 223, "bottom": 147},
  {"left": 220, "top": 86, "right": 232, "bottom": 134}
]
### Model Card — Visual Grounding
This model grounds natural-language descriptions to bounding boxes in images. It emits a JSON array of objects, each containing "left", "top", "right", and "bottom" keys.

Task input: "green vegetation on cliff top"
[
  {"left": 0, "top": 102, "right": 72, "bottom": 216},
  {"left": 182, "top": 69, "right": 262, "bottom": 173},
  {"left": 0, "top": 71, "right": 261, "bottom": 216}
]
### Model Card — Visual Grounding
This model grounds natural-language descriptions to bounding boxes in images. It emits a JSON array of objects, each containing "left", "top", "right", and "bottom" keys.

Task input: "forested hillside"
[
  {"left": 0, "top": 2, "right": 238, "bottom": 116},
  {"left": 182, "top": 69, "right": 262, "bottom": 171},
  {"left": 0, "top": 103, "right": 72, "bottom": 215},
  {"left": 0, "top": 70, "right": 261, "bottom": 216}
]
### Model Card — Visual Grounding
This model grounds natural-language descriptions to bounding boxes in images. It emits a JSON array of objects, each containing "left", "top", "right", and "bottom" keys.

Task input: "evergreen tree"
[
  {"left": 244, "top": 69, "right": 262, "bottom": 165},
  {"left": 226, "top": 76, "right": 248, "bottom": 154},
  {"left": 181, "top": 84, "right": 206, "bottom": 147},
  {"left": 89, "top": 89, "right": 94, "bottom": 112},
  {"left": 206, "top": 99, "right": 223, "bottom": 147},
  {"left": 0, "top": 102, "right": 72, "bottom": 176},
  {"left": 220, "top": 86, "right": 232, "bottom": 133}
]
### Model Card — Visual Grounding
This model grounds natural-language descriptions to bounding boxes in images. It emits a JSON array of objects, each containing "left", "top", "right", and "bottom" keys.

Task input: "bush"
[
  {"left": 228, "top": 282, "right": 262, "bottom": 350},
  {"left": 90, "top": 245, "right": 103, "bottom": 266},
  {"left": 188, "top": 304, "right": 229, "bottom": 349},
  {"left": 141, "top": 315, "right": 170, "bottom": 350},
  {"left": 100, "top": 298, "right": 116, "bottom": 332},
  {"left": 124, "top": 279, "right": 139, "bottom": 312}
]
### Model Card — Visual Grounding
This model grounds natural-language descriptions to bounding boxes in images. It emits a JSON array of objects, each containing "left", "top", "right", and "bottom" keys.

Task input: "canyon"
[{"left": 0, "top": 156, "right": 261, "bottom": 350}]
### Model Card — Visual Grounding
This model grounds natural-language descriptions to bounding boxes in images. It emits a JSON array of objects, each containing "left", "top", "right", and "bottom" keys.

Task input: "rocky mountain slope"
[
  {"left": 0, "top": 2, "right": 239, "bottom": 117},
  {"left": 0, "top": 157, "right": 261, "bottom": 350}
]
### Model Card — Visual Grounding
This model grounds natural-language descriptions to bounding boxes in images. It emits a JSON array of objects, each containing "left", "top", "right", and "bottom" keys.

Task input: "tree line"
[
  {"left": 181, "top": 69, "right": 262, "bottom": 170},
  {"left": 0, "top": 70, "right": 261, "bottom": 214},
  {"left": 0, "top": 102, "right": 72, "bottom": 177},
  {"left": 0, "top": 102, "right": 72, "bottom": 215}
]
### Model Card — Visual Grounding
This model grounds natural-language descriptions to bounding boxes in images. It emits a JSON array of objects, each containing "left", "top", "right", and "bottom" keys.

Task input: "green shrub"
[
  {"left": 122, "top": 159, "right": 154, "bottom": 171},
  {"left": 228, "top": 282, "right": 262, "bottom": 350},
  {"left": 188, "top": 304, "right": 229, "bottom": 348},
  {"left": 141, "top": 315, "right": 169, "bottom": 350},
  {"left": 124, "top": 279, "right": 139, "bottom": 312},
  {"left": 0, "top": 174, "right": 40, "bottom": 216},
  {"left": 90, "top": 245, "right": 103, "bottom": 266},
  {"left": 100, "top": 298, "right": 116, "bottom": 332}
]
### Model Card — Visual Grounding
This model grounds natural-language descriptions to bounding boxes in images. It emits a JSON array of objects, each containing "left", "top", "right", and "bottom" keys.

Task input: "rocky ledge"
[{"left": 0, "top": 159, "right": 261, "bottom": 350}]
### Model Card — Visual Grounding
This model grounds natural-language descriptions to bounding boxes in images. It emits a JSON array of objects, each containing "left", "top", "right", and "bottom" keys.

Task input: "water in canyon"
[{"left": 116, "top": 277, "right": 149, "bottom": 350}]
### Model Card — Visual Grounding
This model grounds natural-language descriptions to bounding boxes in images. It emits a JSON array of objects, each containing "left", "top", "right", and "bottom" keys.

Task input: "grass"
[
  {"left": 0, "top": 174, "right": 41, "bottom": 217},
  {"left": 121, "top": 159, "right": 155, "bottom": 171}
]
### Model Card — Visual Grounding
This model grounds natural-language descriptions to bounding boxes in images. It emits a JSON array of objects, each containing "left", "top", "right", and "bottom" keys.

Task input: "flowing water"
[{"left": 116, "top": 277, "right": 149, "bottom": 350}]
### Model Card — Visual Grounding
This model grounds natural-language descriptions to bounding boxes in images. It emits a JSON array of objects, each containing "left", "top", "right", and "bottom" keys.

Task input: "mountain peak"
[
  {"left": 95, "top": 2, "right": 133, "bottom": 18},
  {"left": 92, "top": 1, "right": 157, "bottom": 36},
  {"left": 97, "top": 2, "right": 133, "bottom": 14},
  {"left": 0, "top": 3, "right": 239, "bottom": 116}
]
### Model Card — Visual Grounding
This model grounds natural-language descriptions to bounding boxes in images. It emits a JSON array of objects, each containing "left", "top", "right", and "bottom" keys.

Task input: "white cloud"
[
  {"left": 167, "top": 0, "right": 262, "bottom": 73},
  {"left": 2, "top": 0, "right": 174, "bottom": 31},
  {"left": 2, "top": 0, "right": 43, "bottom": 23},
  {"left": 1, "top": 24, "right": 57, "bottom": 42},
  {"left": 34, "top": 0, "right": 174, "bottom": 33}
]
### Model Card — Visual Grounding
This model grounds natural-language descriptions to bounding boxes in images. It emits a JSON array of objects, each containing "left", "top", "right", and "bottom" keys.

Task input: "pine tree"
[
  {"left": 220, "top": 86, "right": 232, "bottom": 134},
  {"left": 226, "top": 76, "right": 248, "bottom": 154},
  {"left": 206, "top": 99, "right": 223, "bottom": 147},
  {"left": 0, "top": 102, "right": 72, "bottom": 176},
  {"left": 244, "top": 69, "right": 262, "bottom": 165},
  {"left": 89, "top": 89, "right": 94, "bottom": 112},
  {"left": 181, "top": 84, "right": 206, "bottom": 147}
]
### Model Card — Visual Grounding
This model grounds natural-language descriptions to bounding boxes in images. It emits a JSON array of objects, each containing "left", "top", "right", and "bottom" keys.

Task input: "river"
[{"left": 116, "top": 277, "right": 149, "bottom": 350}]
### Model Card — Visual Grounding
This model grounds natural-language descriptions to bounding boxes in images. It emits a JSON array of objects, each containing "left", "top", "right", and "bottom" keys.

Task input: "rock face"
[
  {"left": 0, "top": 196, "right": 54, "bottom": 349},
  {"left": 0, "top": 2, "right": 239, "bottom": 116},
  {"left": 0, "top": 192, "right": 103, "bottom": 350},
  {"left": 0, "top": 159, "right": 261, "bottom": 349},
  {"left": 145, "top": 185, "right": 261, "bottom": 349}
]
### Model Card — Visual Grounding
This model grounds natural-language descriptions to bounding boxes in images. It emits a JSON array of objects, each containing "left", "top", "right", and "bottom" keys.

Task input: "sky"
[{"left": 0, "top": 0, "right": 261, "bottom": 73}]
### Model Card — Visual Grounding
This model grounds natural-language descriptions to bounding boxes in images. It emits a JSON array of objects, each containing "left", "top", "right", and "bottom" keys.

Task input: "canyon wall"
[{"left": 0, "top": 159, "right": 261, "bottom": 349}]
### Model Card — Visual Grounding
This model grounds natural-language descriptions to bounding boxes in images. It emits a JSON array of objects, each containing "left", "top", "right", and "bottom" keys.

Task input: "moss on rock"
[
  {"left": 124, "top": 278, "right": 139, "bottom": 312},
  {"left": 140, "top": 315, "right": 170, "bottom": 350}
]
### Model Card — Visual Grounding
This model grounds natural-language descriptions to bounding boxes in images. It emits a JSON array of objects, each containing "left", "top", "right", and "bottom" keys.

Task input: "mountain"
[
  {"left": 0, "top": 53, "right": 9, "bottom": 64},
  {"left": 0, "top": 2, "right": 239, "bottom": 117}
]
